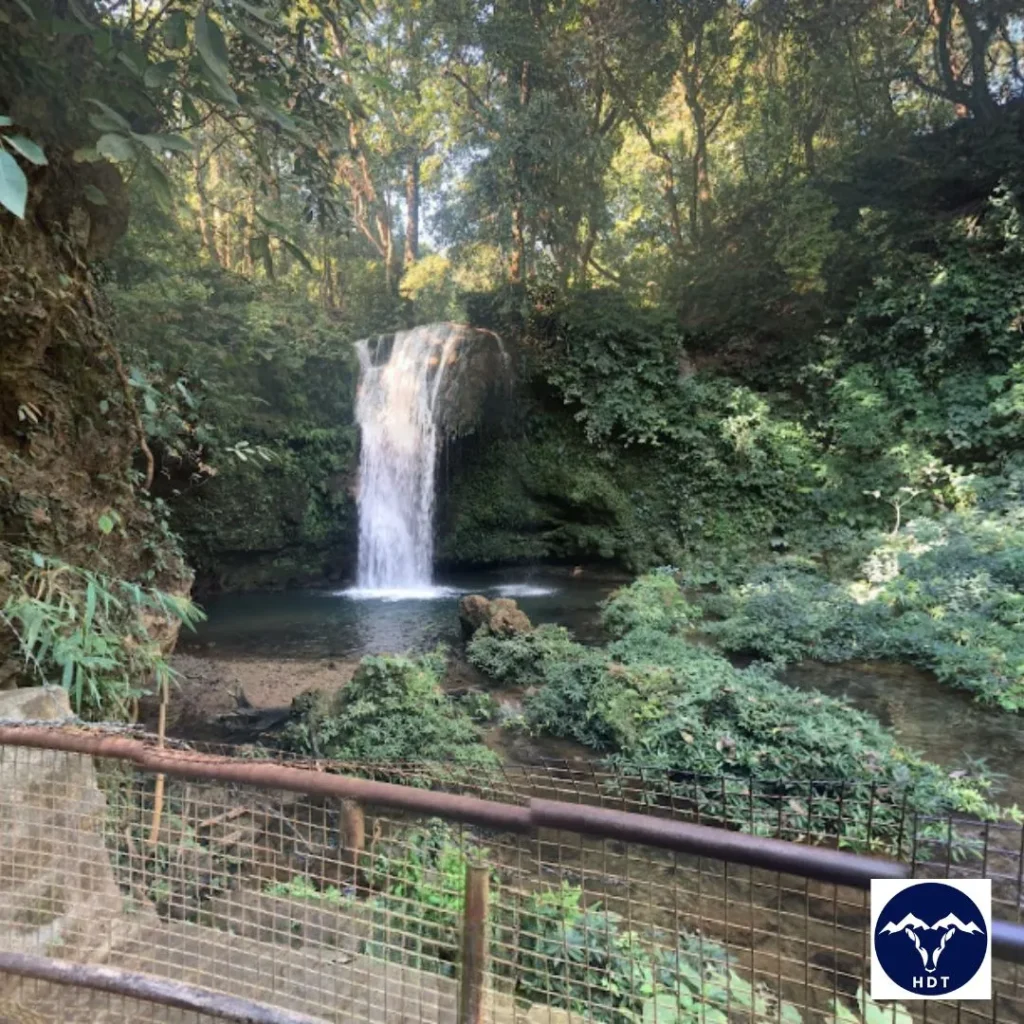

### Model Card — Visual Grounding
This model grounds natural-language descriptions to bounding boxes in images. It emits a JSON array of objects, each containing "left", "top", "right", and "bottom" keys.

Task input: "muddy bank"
[{"left": 152, "top": 654, "right": 360, "bottom": 742}]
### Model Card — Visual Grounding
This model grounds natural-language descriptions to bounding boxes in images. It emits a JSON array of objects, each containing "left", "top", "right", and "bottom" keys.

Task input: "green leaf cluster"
[
  {"left": 703, "top": 508, "right": 1024, "bottom": 712},
  {"left": 0, "top": 114, "right": 46, "bottom": 218},
  {"left": 279, "top": 649, "right": 498, "bottom": 766},
  {"left": 0, "top": 545, "right": 204, "bottom": 717},
  {"left": 275, "top": 820, "right": 800, "bottom": 1024}
]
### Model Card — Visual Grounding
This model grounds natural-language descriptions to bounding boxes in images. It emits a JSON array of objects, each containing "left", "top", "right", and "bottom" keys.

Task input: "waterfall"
[{"left": 351, "top": 324, "right": 464, "bottom": 596}]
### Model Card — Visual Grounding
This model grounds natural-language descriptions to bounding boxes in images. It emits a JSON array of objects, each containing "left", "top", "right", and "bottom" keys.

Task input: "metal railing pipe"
[
  {"left": 0, "top": 951, "right": 329, "bottom": 1024},
  {"left": 0, "top": 726, "right": 533, "bottom": 834},
  {"left": 992, "top": 918, "right": 1024, "bottom": 965},
  {"left": 529, "top": 798, "right": 909, "bottom": 888}
]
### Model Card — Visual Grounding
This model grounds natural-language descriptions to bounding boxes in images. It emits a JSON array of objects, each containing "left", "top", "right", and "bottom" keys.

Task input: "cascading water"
[{"left": 350, "top": 323, "right": 465, "bottom": 597}]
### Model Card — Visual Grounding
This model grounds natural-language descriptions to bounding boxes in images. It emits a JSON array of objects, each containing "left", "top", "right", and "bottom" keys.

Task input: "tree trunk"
[
  {"left": 404, "top": 155, "right": 420, "bottom": 267},
  {"left": 510, "top": 58, "right": 531, "bottom": 284},
  {"left": 578, "top": 220, "right": 597, "bottom": 287},
  {"left": 195, "top": 150, "right": 221, "bottom": 266},
  {"left": 209, "top": 151, "right": 226, "bottom": 267},
  {"left": 801, "top": 126, "right": 816, "bottom": 174},
  {"left": 383, "top": 202, "right": 397, "bottom": 295},
  {"left": 220, "top": 207, "right": 232, "bottom": 272},
  {"left": 510, "top": 196, "right": 526, "bottom": 284},
  {"left": 243, "top": 197, "right": 255, "bottom": 275},
  {"left": 681, "top": 66, "right": 711, "bottom": 243}
]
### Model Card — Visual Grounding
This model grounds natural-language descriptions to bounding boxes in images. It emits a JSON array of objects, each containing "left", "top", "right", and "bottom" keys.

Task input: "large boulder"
[{"left": 458, "top": 595, "right": 532, "bottom": 640}]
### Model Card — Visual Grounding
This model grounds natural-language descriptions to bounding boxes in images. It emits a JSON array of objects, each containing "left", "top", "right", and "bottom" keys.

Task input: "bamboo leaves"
[{"left": 0, "top": 546, "right": 205, "bottom": 717}]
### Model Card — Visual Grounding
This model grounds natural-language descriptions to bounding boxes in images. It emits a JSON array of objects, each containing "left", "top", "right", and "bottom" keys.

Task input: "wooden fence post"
[
  {"left": 459, "top": 863, "right": 490, "bottom": 1024},
  {"left": 340, "top": 799, "right": 365, "bottom": 857}
]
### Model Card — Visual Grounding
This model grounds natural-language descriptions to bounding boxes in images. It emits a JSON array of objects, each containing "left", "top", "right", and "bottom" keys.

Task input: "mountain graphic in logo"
[
  {"left": 873, "top": 881, "right": 989, "bottom": 997},
  {"left": 878, "top": 912, "right": 984, "bottom": 972}
]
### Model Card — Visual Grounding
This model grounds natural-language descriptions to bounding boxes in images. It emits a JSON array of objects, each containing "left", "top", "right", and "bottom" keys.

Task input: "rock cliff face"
[{"left": 0, "top": 157, "right": 192, "bottom": 687}]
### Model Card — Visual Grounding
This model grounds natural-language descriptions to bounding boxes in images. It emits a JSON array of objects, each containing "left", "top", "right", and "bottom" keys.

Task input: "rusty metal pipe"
[
  {"left": 0, "top": 951, "right": 329, "bottom": 1024},
  {"left": 0, "top": 726, "right": 533, "bottom": 834},
  {"left": 529, "top": 798, "right": 910, "bottom": 889},
  {"left": 340, "top": 798, "right": 366, "bottom": 854},
  {"left": 992, "top": 918, "right": 1024, "bottom": 965},
  {"left": 0, "top": 729, "right": 962, "bottom": 894}
]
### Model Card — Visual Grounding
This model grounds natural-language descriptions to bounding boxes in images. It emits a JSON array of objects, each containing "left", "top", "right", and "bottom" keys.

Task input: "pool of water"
[
  {"left": 781, "top": 661, "right": 1024, "bottom": 806},
  {"left": 181, "top": 568, "right": 624, "bottom": 659}
]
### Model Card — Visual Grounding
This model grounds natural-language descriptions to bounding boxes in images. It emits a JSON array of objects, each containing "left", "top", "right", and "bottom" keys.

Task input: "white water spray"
[{"left": 351, "top": 324, "right": 465, "bottom": 596}]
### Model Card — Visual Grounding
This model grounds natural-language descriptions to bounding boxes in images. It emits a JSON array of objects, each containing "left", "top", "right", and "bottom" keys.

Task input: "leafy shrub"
[
  {"left": 279, "top": 649, "right": 498, "bottom": 765},
  {"left": 360, "top": 820, "right": 469, "bottom": 975},
  {"left": 699, "top": 563, "right": 884, "bottom": 665},
  {"left": 452, "top": 690, "right": 501, "bottom": 723},
  {"left": 265, "top": 876, "right": 353, "bottom": 905},
  {"left": 469, "top": 576, "right": 1007, "bottom": 852},
  {"left": 600, "top": 570, "right": 697, "bottom": 639},
  {"left": 0, "top": 546, "right": 203, "bottom": 717},
  {"left": 467, "top": 624, "right": 588, "bottom": 690},
  {"left": 706, "top": 510, "right": 1024, "bottom": 711}
]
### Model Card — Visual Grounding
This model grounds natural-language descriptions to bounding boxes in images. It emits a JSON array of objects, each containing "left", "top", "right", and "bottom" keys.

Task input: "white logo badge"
[{"left": 871, "top": 879, "right": 991, "bottom": 1000}]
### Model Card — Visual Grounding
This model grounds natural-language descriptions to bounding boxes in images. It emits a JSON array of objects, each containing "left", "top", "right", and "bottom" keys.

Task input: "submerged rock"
[{"left": 458, "top": 594, "right": 532, "bottom": 640}]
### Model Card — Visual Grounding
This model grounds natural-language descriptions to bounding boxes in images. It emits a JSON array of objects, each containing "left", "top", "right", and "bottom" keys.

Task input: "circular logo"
[{"left": 874, "top": 882, "right": 988, "bottom": 996}]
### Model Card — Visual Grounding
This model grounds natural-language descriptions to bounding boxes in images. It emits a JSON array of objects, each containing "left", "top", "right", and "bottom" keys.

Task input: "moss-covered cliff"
[
  {"left": 436, "top": 293, "right": 821, "bottom": 575},
  {"left": 169, "top": 350, "right": 359, "bottom": 592}
]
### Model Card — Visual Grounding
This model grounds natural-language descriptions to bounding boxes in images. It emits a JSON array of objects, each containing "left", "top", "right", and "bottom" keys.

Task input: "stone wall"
[{"left": 0, "top": 687, "right": 151, "bottom": 994}]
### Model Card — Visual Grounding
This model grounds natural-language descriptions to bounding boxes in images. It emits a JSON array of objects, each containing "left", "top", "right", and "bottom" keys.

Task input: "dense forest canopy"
[
  {"left": 5, "top": 13, "right": 1024, "bottom": 1019},
  {"left": 2, "top": 0, "right": 1021, "bottom": 305}
]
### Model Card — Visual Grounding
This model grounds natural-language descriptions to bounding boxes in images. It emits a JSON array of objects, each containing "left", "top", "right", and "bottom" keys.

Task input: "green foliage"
[
  {"left": 445, "top": 172, "right": 1024, "bottom": 581},
  {"left": 265, "top": 876, "right": 351, "bottom": 905},
  {"left": 704, "top": 509, "right": 1024, "bottom": 711},
  {"left": 0, "top": 546, "right": 203, "bottom": 717},
  {"left": 359, "top": 820, "right": 471, "bottom": 975},
  {"left": 600, "top": 570, "right": 697, "bottom": 639},
  {"left": 0, "top": 0, "right": 362, "bottom": 221},
  {"left": 277, "top": 820, "right": 793, "bottom": 1024},
  {"left": 108, "top": 211, "right": 362, "bottom": 589},
  {"left": 470, "top": 576, "right": 1006, "bottom": 852},
  {"left": 0, "top": 116, "right": 46, "bottom": 219},
  {"left": 440, "top": 341, "right": 822, "bottom": 575},
  {"left": 831, "top": 990, "right": 913, "bottom": 1024},
  {"left": 542, "top": 293, "right": 689, "bottom": 447},
  {"left": 452, "top": 690, "right": 501, "bottom": 724},
  {"left": 500, "top": 882, "right": 668, "bottom": 1024},
  {"left": 279, "top": 650, "right": 498, "bottom": 766}
]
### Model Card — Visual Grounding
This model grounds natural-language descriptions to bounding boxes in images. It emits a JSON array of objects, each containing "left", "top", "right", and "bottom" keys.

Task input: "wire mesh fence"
[{"left": 0, "top": 727, "right": 1021, "bottom": 1024}]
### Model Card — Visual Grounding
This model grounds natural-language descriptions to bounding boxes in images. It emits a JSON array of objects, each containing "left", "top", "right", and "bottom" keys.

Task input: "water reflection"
[
  {"left": 181, "top": 569, "right": 620, "bottom": 660},
  {"left": 781, "top": 661, "right": 1024, "bottom": 807}
]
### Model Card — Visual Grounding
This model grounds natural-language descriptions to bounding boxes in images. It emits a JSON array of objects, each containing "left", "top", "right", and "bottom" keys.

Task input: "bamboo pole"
[{"left": 147, "top": 676, "right": 167, "bottom": 846}]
